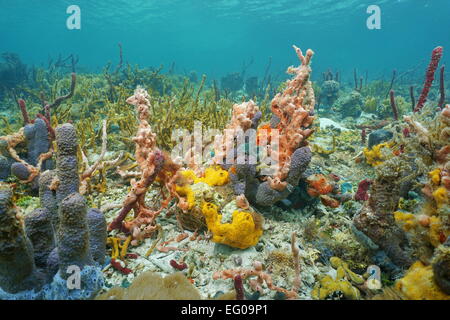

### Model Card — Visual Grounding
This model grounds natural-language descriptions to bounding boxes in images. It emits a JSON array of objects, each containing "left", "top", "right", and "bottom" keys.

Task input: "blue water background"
[{"left": 0, "top": 0, "right": 449, "bottom": 81}]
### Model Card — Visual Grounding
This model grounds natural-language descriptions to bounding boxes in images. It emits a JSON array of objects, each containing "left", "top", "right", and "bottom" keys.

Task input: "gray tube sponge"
[
  {"left": 38, "top": 170, "right": 58, "bottom": 228},
  {"left": 11, "top": 162, "right": 31, "bottom": 181},
  {"left": 0, "top": 155, "right": 13, "bottom": 181},
  {"left": 24, "top": 208, "right": 55, "bottom": 269},
  {"left": 87, "top": 208, "right": 107, "bottom": 265},
  {"left": 270, "top": 114, "right": 280, "bottom": 128},
  {"left": 251, "top": 110, "right": 262, "bottom": 129},
  {"left": 10, "top": 118, "right": 53, "bottom": 184},
  {"left": 24, "top": 118, "right": 51, "bottom": 168},
  {"left": 285, "top": 147, "right": 312, "bottom": 185},
  {"left": 57, "top": 193, "right": 93, "bottom": 280},
  {"left": 254, "top": 182, "right": 290, "bottom": 207},
  {"left": 0, "top": 186, "right": 44, "bottom": 293},
  {"left": 55, "top": 123, "right": 80, "bottom": 203},
  {"left": 249, "top": 147, "right": 312, "bottom": 207}
]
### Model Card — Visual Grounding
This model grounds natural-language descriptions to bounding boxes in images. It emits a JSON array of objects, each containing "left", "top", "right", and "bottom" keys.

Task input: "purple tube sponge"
[
  {"left": 38, "top": 170, "right": 58, "bottom": 228},
  {"left": 255, "top": 147, "right": 312, "bottom": 207},
  {"left": 23, "top": 118, "right": 52, "bottom": 169},
  {"left": 57, "top": 193, "right": 94, "bottom": 280},
  {"left": 229, "top": 146, "right": 312, "bottom": 207},
  {"left": 0, "top": 155, "right": 13, "bottom": 181},
  {"left": 24, "top": 208, "right": 55, "bottom": 269},
  {"left": 0, "top": 185, "right": 45, "bottom": 293},
  {"left": 10, "top": 118, "right": 53, "bottom": 187},
  {"left": 55, "top": 123, "right": 80, "bottom": 204},
  {"left": 11, "top": 162, "right": 31, "bottom": 181},
  {"left": 87, "top": 208, "right": 107, "bottom": 265}
]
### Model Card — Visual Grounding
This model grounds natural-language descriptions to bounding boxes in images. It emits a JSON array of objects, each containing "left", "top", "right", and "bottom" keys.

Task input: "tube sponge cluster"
[
  {"left": 229, "top": 146, "right": 312, "bottom": 207},
  {"left": 9, "top": 118, "right": 54, "bottom": 187},
  {"left": 214, "top": 46, "right": 315, "bottom": 208},
  {"left": 0, "top": 185, "right": 45, "bottom": 294},
  {"left": 0, "top": 123, "right": 106, "bottom": 300}
]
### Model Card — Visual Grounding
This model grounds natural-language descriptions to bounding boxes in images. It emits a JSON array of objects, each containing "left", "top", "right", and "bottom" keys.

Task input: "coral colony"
[{"left": 0, "top": 43, "right": 449, "bottom": 301}]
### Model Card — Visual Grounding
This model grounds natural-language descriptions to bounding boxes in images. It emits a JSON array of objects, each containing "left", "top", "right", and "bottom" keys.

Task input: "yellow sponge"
[
  {"left": 394, "top": 211, "right": 416, "bottom": 231},
  {"left": 363, "top": 142, "right": 392, "bottom": 166},
  {"left": 201, "top": 202, "right": 262, "bottom": 249},
  {"left": 395, "top": 261, "right": 450, "bottom": 300},
  {"left": 429, "top": 168, "right": 441, "bottom": 185},
  {"left": 432, "top": 186, "right": 448, "bottom": 208},
  {"left": 175, "top": 184, "right": 195, "bottom": 210},
  {"left": 180, "top": 166, "right": 229, "bottom": 186}
]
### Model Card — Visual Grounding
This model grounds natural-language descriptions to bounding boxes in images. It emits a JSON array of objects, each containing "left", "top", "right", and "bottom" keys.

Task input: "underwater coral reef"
[{"left": 0, "top": 42, "right": 449, "bottom": 302}]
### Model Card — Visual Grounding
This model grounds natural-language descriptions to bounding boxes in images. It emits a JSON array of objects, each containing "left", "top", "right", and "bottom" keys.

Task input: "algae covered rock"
[
  {"left": 332, "top": 90, "right": 363, "bottom": 118},
  {"left": 432, "top": 240, "right": 450, "bottom": 295},
  {"left": 320, "top": 80, "right": 340, "bottom": 106},
  {"left": 353, "top": 157, "right": 414, "bottom": 268},
  {"left": 368, "top": 129, "right": 393, "bottom": 149}
]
